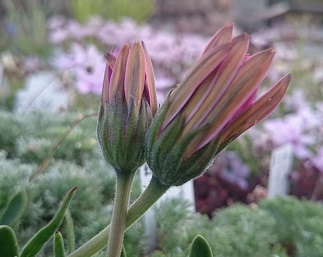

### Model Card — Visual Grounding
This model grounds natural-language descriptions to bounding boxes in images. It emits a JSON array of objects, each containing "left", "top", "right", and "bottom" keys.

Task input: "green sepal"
[
  {"left": 97, "top": 97, "right": 152, "bottom": 174},
  {"left": 174, "top": 140, "right": 218, "bottom": 186},
  {"left": 0, "top": 225, "right": 19, "bottom": 257},
  {"left": 0, "top": 190, "right": 28, "bottom": 228},
  {"left": 147, "top": 118, "right": 218, "bottom": 186},
  {"left": 188, "top": 235, "right": 213, "bottom": 257},
  {"left": 147, "top": 114, "right": 184, "bottom": 175},
  {"left": 20, "top": 187, "right": 77, "bottom": 257},
  {"left": 54, "top": 231, "right": 66, "bottom": 257},
  {"left": 145, "top": 98, "right": 170, "bottom": 155}
]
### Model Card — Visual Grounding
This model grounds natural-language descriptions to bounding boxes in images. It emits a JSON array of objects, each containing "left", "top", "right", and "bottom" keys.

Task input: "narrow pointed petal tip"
[
  {"left": 97, "top": 41, "right": 158, "bottom": 174},
  {"left": 140, "top": 41, "right": 158, "bottom": 116},
  {"left": 124, "top": 42, "right": 146, "bottom": 109},
  {"left": 217, "top": 73, "right": 291, "bottom": 151},
  {"left": 202, "top": 24, "right": 233, "bottom": 54}
]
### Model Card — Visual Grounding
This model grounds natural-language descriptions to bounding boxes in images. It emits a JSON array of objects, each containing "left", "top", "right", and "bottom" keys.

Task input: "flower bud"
[
  {"left": 146, "top": 25, "right": 291, "bottom": 186},
  {"left": 97, "top": 41, "right": 157, "bottom": 174}
]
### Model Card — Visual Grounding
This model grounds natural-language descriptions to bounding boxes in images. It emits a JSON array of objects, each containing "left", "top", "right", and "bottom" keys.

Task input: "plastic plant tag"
[{"left": 268, "top": 143, "right": 294, "bottom": 198}]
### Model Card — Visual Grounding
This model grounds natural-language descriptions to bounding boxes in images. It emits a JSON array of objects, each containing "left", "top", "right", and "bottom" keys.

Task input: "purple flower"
[
  {"left": 146, "top": 25, "right": 290, "bottom": 186},
  {"left": 263, "top": 115, "right": 314, "bottom": 159},
  {"left": 311, "top": 147, "right": 323, "bottom": 173},
  {"left": 52, "top": 43, "right": 106, "bottom": 94}
]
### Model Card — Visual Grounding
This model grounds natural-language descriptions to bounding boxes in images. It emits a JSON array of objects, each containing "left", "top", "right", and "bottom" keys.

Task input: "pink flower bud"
[
  {"left": 97, "top": 41, "right": 157, "bottom": 173},
  {"left": 146, "top": 25, "right": 291, "bottom": 186}
]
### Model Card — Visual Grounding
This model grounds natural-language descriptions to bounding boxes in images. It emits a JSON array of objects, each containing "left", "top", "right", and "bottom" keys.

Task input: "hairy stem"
[
  {"left": 67, "top": 176, "right": 169, "bottom": 257},
  {"left": 106, "top": 172, "right": 134, "bottom": 257}
]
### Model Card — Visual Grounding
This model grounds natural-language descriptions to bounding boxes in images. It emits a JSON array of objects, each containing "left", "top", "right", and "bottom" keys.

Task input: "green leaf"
[
  {"left": 20, "top": 187, "right": 77, "bottom": 257},
  {"left": 120, "top": 245, "right": 127, "bottom": 257},
  {"left": 54, "top": 231, "right": 66, "bottom": 257},
  {"left": 0, "top": 225, "right": 19, "bottom": 257},
  {"left": 188, "top": 235, "right": 213, "bottom": 257},
  {"left": 0, "top": 190, "right": 28, "bottom": 228},
  {"left": 64, "top": 209, "right": 75, "bottom": 253}
]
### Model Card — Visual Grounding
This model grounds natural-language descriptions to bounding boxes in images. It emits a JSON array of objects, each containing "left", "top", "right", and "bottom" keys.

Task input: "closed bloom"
[
  {"left": 146, "top": 25, "right": 291, "bottom": 186},
  {"left": 97, "top": 41, "right": 157, "bottom": 174}
]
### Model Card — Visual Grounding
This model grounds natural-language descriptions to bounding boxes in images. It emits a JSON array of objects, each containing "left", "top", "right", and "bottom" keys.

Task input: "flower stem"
[
  {"left": 106, "top": 172, "right": 134, "bottom": 257},
  {"left": 67, "top": 176, "right": 169, "bottom": 257},
  {"left": 126, "top": 176, "right": 170, "bottom": 228}
]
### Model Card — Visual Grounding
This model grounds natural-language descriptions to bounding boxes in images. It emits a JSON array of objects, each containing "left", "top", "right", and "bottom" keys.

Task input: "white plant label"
[{"left": 268, "top": 143, "right": 294, "bottom": 198}]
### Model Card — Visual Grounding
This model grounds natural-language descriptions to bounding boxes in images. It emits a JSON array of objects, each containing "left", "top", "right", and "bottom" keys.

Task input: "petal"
[
  {"left": 217, "top": 73, "right": 291, "bottom": 151},
  {"left": 201, "top": 24, "right": 233, "bottom": 55},
  {"left": 105, "top": 53, "right": 116, "bottom": 69},
  {"left": 162, "top": 43, "right": 232, "bottom": 129},
  {"left": 124, "top": 42, "right": 145, "bottom": 109},
  {"left": 197, "top": 49, "right": 275, "bottom": 149},
  {"left": 102, "top": 62, "right": 111, "bottom": 102},
  {"left": 102, "top": 53, "right": 117, "bottom": 102},
  {"left": 140, "top": 41, "right": 158, "bottom": 116},
  {"left": 109, "top": 44, "right": 130, "bottom": 102},
  {"left": 182, "top": 34, "right": 249, "bottom": 133}
]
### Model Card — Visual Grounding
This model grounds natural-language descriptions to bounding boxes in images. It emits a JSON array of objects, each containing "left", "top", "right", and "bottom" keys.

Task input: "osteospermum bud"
[
  {"left": 97, "top": 41, "right": 157, "bottom": 174},
  {"left": 146, "top": 25, "right": 291, "bottom": 186}
]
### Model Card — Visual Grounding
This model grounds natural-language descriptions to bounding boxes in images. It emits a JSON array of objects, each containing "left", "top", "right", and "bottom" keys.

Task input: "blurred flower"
[
  {"left": 97, "top": 41, "right": 157, "bottom": 173},
  {"left": 48, "top": 17, "right": 208, "bottom": 94},
  {"left": 217, "top": 151, "right": 250, "bottom": 191},
  {"left": 146, "top": 25, "right": 291, "bottom": 186},
  {"left": 284, "top": 89, "right": 308, "bottom": 112},
  {"left": 311, "top": 147, "right": 323, "bottom": 173},
  {"left": 263, "top": 115, "right": 314, "bottom": 159},
  {"left": 52, "top": 43, "right": 106, "bottom": 94}
]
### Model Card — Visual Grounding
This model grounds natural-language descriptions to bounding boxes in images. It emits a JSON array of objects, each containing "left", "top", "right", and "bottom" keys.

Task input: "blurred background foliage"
[
  {"left": 1, "top": 0, "right": 323, "bottom": 256},
  {"left": 0, "top": 0, "right": 154, "bottom": 55},
  {"left": 70, "top": 0, "right": 154, "bottom": 23}
]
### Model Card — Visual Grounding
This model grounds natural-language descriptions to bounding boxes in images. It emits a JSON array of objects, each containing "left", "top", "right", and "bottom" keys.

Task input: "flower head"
[
  {"left": 146, "top": 25, "right": 291, "bottom": 186},
  {"left": 97, "top": 41, "right": 157, "bottom": 173}
]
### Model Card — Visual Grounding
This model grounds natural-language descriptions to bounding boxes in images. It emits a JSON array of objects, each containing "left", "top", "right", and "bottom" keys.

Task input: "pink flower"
[
  {"left": 97, "top": 41, "right": 157, "bottom": 172},
  {"left": 146, "top": 25, "right": 291, "bottom": 186}
]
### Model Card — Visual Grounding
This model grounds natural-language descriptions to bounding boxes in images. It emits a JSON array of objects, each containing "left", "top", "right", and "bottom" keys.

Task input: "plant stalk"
[
  {"left": 67, "top": 176, "right": 169, "bottom": 257},
  {"left": 106, "top": 172, "right": 134, "bottom": 257}
]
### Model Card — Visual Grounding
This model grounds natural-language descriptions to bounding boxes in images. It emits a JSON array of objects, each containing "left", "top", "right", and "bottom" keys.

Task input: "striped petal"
[
  {"left": 162, "top": 43, "right": 232, "bottom": 129},
  {"left": 109, "top": 44, "right": 130, "bottom": 102},
  {"left": 217, "top": 73, "right": 291, "bottom": 151},
  {"left": 124, "top": 42, "right": 145, "bottom": 110},
  {"left": 201, "top": 24, "right": 233, "bottom": 55},
  {"left": 182, "top": 34, "right": 249, "bottom": 134},
  {"left": 141, "top": 41, "right": 158, "bottom": 116},
  {"left": 196, "top": 49, "right": 275, "bottom": 150}
]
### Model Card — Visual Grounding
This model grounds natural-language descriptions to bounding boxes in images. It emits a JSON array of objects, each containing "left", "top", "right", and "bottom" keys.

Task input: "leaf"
[
  {"left": 120, "top": 245, "right": 127, "bottom": 257},
  {"left": 188, "top": 235, "right": 213, "bottom": 257},
  {"left": 0, "top": 190, "right": 28, "bottom": 228},
  {"left": 64, "top": 209, "right": 75, "bottom": 253},
  {"left": 54, "top": 231, "right": 66, "bottom": 257},
  {"left": 0, "top": 225, "right": 19, "bottom": 257},
  {"left": 20, "top": 187, "right": 77, "bottom": 257}
]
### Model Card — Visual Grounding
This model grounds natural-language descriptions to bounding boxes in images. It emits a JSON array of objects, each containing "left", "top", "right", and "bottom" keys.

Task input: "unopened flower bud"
[
  {"left": 97, "top": 41, "right": 157, "bottom": 174},
  {"left": 146, "top": 25, "right": 291, "bottom": 186}
]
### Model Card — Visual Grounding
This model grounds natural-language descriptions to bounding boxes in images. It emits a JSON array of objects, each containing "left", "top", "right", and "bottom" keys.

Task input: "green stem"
[
  {"left": 106, "top": 172, "right": 134, "bottom": 257},
  {"left": 67, "top": 176, "right": 170, "bottom": 257},
  {"left": 126, "top": 176, "right": 170, "bottom": 228}
]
